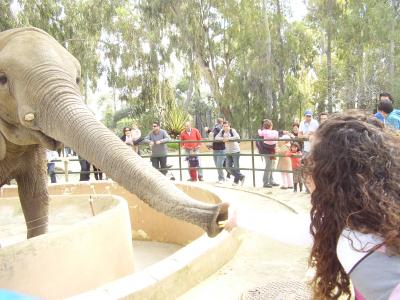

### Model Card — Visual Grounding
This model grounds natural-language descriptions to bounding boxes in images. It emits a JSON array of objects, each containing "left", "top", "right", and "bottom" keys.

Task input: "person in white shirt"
[
  {"left": 298, "top": 110, "right": 319, "bottom": 154},
  {"left": 215, "top": 121, "right": 245, "bottom": 186},
  {"left": 131, "top": 122, "right": 142, "bottom": 154},
  {"left": 46, "top": 150, "right": 59, "bottom": 183}
]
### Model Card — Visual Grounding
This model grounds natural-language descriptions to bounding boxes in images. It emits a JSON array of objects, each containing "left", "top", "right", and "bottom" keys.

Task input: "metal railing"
[{"left": 50, "top": 137, "right": 306, "bottom": 187}]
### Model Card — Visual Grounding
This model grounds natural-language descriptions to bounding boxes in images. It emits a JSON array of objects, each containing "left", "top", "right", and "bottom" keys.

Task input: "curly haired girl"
[{"left": 303, "top": 112, "right": 400, "bottom": 299}]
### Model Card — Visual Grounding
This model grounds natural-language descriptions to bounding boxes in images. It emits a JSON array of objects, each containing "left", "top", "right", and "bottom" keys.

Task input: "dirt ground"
[{"left": 178, "top": 185, "right": 314, "bottom": 300}]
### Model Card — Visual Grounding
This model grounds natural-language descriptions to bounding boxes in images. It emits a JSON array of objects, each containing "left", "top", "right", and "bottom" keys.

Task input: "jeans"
[
  {"left": 213, "top": 149, "right": 226, "bottom": 181},
  {"left": 262, "top": 156, "right": 274, "bottom": 186},
  {"left": 47, "top": 162, "right": 56, "bottom": 183},
  {"left": 64, "top": 146, "right": 73, "bottom": 156},
  {"left": 79, "top": 158, "right": 91, "bottom": 181},
  {"left": 93, "top": 165, "right": 103, "bottom": 180},
  {"left": 151, "top": 156, "right": 168, "bottom": 175},
  {"left": 226, "top": 152, "right": 243, "bottom": 183},
  {"left": 184, "top": 148, "right": 203, "bottom": 177}
]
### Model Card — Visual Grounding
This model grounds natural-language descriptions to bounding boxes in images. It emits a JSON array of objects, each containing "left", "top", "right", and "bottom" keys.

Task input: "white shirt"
[
  {"left": 337, "top": 228, "right": 383, "bottom": 273},
  {"left": 299, "top": 119, "right": 319, "bottom": 152},
  {"left": 46, "top": 150, "right": 59, "bottom": 162},
  {"left": 131, "top": 128, "right": 141, "bottom": 141}
]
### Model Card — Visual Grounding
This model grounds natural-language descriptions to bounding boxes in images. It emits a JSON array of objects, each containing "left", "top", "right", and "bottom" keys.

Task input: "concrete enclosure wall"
[
  {"left": 1, "top": 181, "right": 221, "bottom": 245},
  {"left": 0, "top": 182, "right": 236, "bottom": 300},
  {"left": 0, "top": 195, "right": 134, "bottom": 299}
]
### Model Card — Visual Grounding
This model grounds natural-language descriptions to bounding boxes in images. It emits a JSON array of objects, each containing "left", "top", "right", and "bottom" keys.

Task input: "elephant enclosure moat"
[{"left": 0, "top": 181, "right": 312, "bottom": 299}]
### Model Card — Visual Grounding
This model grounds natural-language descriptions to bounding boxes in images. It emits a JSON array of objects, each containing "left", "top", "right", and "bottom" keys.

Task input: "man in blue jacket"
[
  {"left": 377, "top": 101, "right": 400, "bottom": 130},
  {"left": 374, "top": 92, "right": 394, "bottom": 123}
]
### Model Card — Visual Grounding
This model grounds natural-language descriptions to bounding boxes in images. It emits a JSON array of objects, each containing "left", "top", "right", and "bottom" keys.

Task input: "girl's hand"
[{"left": 219, "top": 209, "right": 238, "bottom": 231}]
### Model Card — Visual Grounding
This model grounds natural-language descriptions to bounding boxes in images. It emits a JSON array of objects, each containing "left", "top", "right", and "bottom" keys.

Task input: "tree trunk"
[
  {"left": 276, "top": 0, "right": 285, "bottom": 96},
  {"left": 263, "top": 0, "right": 274, "bottom": 114},
  {"left": 184, "top": 52, "right": 195, "bottom": 111},
  {"left": 389, "top": 0, "right": 397, "bottom": 90},
  {"left": 326, "top": 0, "right": 333, "bottom": 113}
]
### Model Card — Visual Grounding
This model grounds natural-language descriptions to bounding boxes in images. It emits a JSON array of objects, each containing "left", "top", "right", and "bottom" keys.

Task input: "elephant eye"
[
  {"left": 76, "top": 77, "right": 81, "bottom": 85},
  {"left": 0, "top": 74, "right": 7, "bottom": 85}
]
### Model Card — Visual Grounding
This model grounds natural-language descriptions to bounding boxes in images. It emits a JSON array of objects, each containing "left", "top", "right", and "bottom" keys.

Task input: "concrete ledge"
[
  {"left": 1, "top": 182, "right": 241, "bottom": 300},
  {"left": 68, "top": 229, "right": 242, "bottom": 300},
  {"left": 1, "top": 181, "right": 220, "bottom": 245}
]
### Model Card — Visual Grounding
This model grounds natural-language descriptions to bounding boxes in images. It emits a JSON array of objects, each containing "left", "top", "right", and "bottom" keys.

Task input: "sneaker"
[
  {"left": 217, "top": 180, "right": 224, "bottom": 184},
  {"left": 187, "top": 178, "right": 197, "bottom": 182},
  {"left": 271, "top": 183, "right": 280, "bottom": 187},
  {"left": 280, "top": 186, "right": 288, "bottom": 189},
  {"left": 239, "top": 176, "right": 245, "bottom": 186},
  {"left": 198, "top": 176, "right": 204, "bottom": 182},
  {"left": 263, "top": 184, "right": 273, "bottom": 188},
  {"left": 232, "top": 182, "right": 239, "bottom": 186}
]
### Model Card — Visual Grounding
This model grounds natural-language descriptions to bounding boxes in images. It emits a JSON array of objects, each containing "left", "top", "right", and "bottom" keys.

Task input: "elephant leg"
[{"left": 16, "top": 146, "right": 49, "bottom": 238}]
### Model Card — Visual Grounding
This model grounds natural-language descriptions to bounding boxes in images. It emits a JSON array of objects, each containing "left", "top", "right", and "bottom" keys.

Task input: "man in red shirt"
[{"left": 180, "top": 121, "right": 204, "bottom": 181}]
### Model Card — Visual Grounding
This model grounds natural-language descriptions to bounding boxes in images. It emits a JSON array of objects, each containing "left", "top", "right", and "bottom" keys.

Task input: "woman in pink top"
[{"left": 258, "top": 119, "right": 279, "bottom": 188}]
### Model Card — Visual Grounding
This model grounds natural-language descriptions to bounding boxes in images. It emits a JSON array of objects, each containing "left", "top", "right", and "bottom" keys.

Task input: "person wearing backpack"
[
  {"left": 209, "top": 118, "right": 228, "bottom": 184},
  {"left": 215, "top": 121, "right": 245, "bottom": 186},
  {"left": 257, "top": 119, "right": 280, "bottom": 188}
]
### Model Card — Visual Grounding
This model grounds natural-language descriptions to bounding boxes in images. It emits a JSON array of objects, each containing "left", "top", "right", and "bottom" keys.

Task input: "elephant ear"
[{"left": 0, "top": 132, "right": 6, "bottom": 160}]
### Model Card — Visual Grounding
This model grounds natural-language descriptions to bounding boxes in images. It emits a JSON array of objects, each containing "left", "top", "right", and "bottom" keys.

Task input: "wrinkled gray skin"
[{"left": 0, "top": 27, "right": 228, "bottom": 239}]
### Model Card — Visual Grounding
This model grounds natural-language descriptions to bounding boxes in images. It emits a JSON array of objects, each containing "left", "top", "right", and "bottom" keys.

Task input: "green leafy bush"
[{"left": 164, "top": 105, "right": 190, "bottom": 139}]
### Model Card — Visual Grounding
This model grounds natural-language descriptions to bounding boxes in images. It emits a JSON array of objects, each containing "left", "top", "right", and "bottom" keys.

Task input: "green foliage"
[
  {"left": 3, "top": 0, "right": 400, "bottom": 134},
  {"left": 167, "top": 142, "right": 179, "bottom": 151},
  {"left": 102, "top": 106, "right": 115, "bottom": 129},
  {"left": 163, "top": 103, "right": 190, "bottom": 139},
  {"left": 115, "top": 117, "right": 135, "bottom": 136},
  {"left": 0, "top": 2, "right": 16, "bottom": 31}
]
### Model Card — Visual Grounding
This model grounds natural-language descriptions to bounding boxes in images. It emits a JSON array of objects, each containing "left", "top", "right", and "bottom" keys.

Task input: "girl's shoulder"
[{"left": 337, "top": 229, "right": 384, "bottom": 273}]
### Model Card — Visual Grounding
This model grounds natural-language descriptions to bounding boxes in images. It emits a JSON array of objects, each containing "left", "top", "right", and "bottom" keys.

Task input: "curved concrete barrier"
[
  {"left": 0, "top": 182, "right": 241, "bottom": 300},
  {"left": 0, "top": 195, "right": 134, "bottom": 299}
]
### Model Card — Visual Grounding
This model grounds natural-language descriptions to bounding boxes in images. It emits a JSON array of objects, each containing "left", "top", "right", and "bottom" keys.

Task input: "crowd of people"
[
  {"left": 43, "top": 110, "right": 338, "bottom": 187},
  {"left": 46, "top": 91, "right": 400, "bottom": 191}
]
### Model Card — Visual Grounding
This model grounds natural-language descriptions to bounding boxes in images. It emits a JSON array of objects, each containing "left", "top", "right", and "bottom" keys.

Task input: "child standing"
[
  {"left": 276, "top": 135, "right": 293, "bottom": 189},
  {"left": 287, "top": 142, "right": 303, "bottom": 192}
]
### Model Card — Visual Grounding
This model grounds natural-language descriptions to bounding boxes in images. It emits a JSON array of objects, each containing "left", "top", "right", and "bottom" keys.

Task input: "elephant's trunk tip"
[{"left": 206, "top": 202, "right": 229, "bottom": 237}]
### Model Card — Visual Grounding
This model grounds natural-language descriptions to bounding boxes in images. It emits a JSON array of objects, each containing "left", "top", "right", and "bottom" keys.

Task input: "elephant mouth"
[
  {"left": 0, "top": 117, "right": 62, "bottom": 150},
  {"left": 33, "top": 130, "right": 63, "bottom": 150}
]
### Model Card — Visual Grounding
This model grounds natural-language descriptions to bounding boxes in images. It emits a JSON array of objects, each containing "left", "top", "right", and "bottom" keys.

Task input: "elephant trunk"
[{"left": 37, "top": 90, "right": 227, "bottom": 237}]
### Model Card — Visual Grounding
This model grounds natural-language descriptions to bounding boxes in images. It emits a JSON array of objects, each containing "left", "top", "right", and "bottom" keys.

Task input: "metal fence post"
[
  {"left": 63, "top": 157, "right": 69, "bottom": 182},
  {"left": 251, "top": 140, "right": 256, "bottom": 187},
  {"left": 178, "top": 141, "right": 182, "bottom": 181}
]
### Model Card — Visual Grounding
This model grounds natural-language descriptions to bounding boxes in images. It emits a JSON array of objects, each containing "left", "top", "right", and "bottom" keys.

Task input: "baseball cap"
[{"left": 304, "top": 110, "right": 313, "bottom": 116}]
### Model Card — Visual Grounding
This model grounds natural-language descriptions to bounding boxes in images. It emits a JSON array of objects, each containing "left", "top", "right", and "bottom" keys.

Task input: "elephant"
[{"left": 0, "top": 27, "right": 228, "bottom": 239}]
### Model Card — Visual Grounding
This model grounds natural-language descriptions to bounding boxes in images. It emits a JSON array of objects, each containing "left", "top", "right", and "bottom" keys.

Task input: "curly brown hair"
[{"left": 303, "top": 112, "right": 400, "bottom": 299}]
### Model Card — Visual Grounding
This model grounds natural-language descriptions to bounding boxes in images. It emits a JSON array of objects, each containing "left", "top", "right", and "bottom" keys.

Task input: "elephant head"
[{"left": 0, "top": 27, "right": 228, "bottom": 237}]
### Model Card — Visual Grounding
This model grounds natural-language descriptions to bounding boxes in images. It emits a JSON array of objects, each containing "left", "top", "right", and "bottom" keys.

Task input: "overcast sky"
[{"left": 290, "top": 0, "right": 308, "bottom": 21}]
